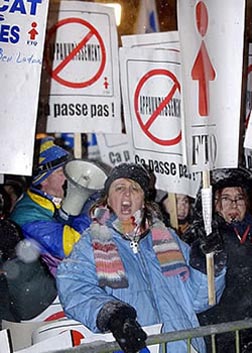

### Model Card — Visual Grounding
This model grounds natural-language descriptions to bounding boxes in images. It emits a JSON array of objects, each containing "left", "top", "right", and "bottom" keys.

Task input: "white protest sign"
[
  {"left": 32, "top": 319, "right": 161, "bottom": 353},
  {"left": 120, "top": 45, "right": 200, "bottom": 197},
  {"left": 177, "top": 0, "right": 245, "bottom": 171},
  {"left": 96, "top": 133, "right": 133, "bottom": 167},
  {"left": 244, "top": 43, "right": 252, "bottom": 150},
  {"left": 40, "top": 1, "right": 121, "bottom": 134},
  {"left": 122, "top": 31, "right": 180, "bottom": 50},
  {"left": 15, "top": 330, "right": 74, "bottom": 353},
  {"left": 0, "top": 0, "right": 49, "bottom": 175},
  {"left": 0, "top": 329, "right": 12, "bottom": 353}
]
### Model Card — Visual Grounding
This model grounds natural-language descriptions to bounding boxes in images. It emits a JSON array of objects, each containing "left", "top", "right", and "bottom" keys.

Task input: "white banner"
[
  {"left": 244, "top": 43, "right": 252, "bottom": 150},
  {"left": 120, "top": 39, "right": 200, "bottom": 197},
  {"left": 96, "top": 133, "right": 133, "bottom": 167},
  {"left": 178, "top": 0, "right": 246, "bottom": 171},
  {"left": 0, "top": 329, "right": 12, "bottom": 353},
  {"left": 0, "top": 0, "right": 49, "bottom": 175},
  {"left": 122, "top": 30, "right": 179, "bottom": 49},
  {"left": 41, "top": 1, "right": 121, "bottom": 134}
]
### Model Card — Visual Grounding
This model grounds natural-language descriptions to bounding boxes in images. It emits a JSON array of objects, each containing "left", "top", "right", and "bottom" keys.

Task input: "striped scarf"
[{"left": 91, "top": 208, "right": 189, "bottom": 288}]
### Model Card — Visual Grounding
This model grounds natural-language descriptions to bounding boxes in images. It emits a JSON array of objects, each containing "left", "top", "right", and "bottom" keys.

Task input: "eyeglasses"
[{"left": 219, "top": 196, "right": 245, "bottom": 208}]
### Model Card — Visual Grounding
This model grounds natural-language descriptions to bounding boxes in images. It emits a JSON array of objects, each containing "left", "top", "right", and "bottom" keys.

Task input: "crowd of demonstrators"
[
  {"left": 57, "top": 163, "right": 227, "bottom": 353},
  {"left": 197, "top": 167, "right": 252, "bottom": 353},
  {"left": 10, "top": 136, "right": 91, "bottom": 277},
  {"left": 0, "top": 135, "right": 110, "bottom": 325},
  {"left": 2, "top": 136, "right": 252, "bottom": 353}
]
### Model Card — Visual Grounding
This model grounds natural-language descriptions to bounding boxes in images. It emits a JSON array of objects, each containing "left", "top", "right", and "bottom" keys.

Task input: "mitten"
[{"left": 97, "top": 301, "right": 147, "bottom": 353}]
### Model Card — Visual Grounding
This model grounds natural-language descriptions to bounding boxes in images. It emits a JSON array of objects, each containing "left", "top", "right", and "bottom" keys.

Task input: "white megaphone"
[{"left": 60, "top": 159, "right": 108, "bottom": 219}]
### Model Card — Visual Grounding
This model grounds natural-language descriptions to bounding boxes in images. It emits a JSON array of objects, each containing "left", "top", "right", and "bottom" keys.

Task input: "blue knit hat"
[{"left": 32, "top": 137, "right": 71, "bottom": 186}]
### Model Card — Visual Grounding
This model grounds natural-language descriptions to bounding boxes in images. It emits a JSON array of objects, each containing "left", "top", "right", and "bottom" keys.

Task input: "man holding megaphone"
[{"left": 10, "top": 136, "right": 107, "bottom": 277}]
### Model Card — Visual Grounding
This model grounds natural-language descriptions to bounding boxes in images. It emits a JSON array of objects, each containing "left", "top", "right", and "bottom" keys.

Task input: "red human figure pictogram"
[
  {"left": 103, "top": 77, "right": 109, "bottom": 89},
  {"left": 28, "top": 22, "right": 38, "bottom": 40},
  {"left": 191, "top": 1, "right": 216, "bottom": 117}
]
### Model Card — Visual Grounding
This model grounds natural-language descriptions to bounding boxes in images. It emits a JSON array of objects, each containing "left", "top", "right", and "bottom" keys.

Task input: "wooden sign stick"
[
  {"left": 74, "top": 133, "right": 82, "bottom": 159},
  {"left": 168, "top": 193, "right": 179, "bottom": 230},
  {"left": 202, "top": 170, "right": 216, "bottom": 305}
]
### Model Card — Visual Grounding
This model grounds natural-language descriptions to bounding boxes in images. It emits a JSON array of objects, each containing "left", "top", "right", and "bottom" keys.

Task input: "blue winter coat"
[
  {"left": 10, "top": 188, "right": 91, "bottom": 275},
  {"left": 56, "top": 221, "right": 226, "bottom": 353}
]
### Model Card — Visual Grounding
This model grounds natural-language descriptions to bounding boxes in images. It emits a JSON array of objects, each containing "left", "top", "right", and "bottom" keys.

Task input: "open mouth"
[
  {"left": 228, "top": 212, "right": 239, "bottom": 222},
  {"left": 121, "top": 200, "right": 132, "bottom": 215}
]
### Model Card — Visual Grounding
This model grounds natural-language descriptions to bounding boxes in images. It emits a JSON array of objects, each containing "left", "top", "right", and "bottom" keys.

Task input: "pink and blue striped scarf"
[{"left": 90, "top": 208, "right": 189, "bottom": 288}]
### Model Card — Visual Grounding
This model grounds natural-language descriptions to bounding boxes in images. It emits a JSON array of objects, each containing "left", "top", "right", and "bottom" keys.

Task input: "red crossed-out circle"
[
  {"left": 45, "top": 17, "right": 106, "bottom": 88},
  {"left": 134, "top": 69, "right": 182, "bottom": 146}
]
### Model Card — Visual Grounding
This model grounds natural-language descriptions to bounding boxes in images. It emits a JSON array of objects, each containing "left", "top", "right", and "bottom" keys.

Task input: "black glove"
[
  {"left": 96, "top": 301, "right": 147, "bottom": 353},
  {"left": 189, "top": 215, "right": 227, "bottom": 275},
  {"left": 188, "top": 214, "right": 224, "bottom": 254}
]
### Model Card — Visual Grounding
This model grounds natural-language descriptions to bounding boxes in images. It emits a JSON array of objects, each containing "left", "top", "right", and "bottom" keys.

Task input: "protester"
[
  {"left": 160, "top": 193, "right": 194, "bottom": 242},
  {"left": 0, "top": 218, "right": 57, "bottom": 324},
  {"left": 3, "top": 175, "right": 28, "bottom": 213},
  {"left": 57, "top": 162, "right": 227, "bottom": 353},
  {"left": 10, "top": 136, "right": 91, "bottom": 276},
  {"left": 0, "top": 185, "right": 12, "bottom": 219},
  {"left": 197, "top": 167, "right": 252, "bottom": 353}
]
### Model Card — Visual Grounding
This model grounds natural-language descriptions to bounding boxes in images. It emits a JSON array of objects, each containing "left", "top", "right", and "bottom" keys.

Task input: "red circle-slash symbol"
[
  {"left": 44, "top": 18, "right": 106, "bottom": 88},
  {"left": 134, "top": 69, "right": 182, "bottom": 146}
]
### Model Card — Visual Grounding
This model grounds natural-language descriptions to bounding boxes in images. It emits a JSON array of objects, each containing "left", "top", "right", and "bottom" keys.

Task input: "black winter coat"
[{"left": 198, "top": 212, "right": 252, "bottom": 353}]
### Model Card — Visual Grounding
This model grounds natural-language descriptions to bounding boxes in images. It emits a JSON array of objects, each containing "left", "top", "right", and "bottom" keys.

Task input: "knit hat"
[
  {"left": 211, "top": 167, "right": 252, "bottom": 193},
  {"left": 104, "top": 163, "right": 150, "bottom": 196},
  {"left": 32, "top": 136, "right": 71, "bottom": 186}
]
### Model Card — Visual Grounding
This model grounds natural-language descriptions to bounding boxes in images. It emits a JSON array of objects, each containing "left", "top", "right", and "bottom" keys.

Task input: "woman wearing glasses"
[{"left": 198, "top": 167, "right": 252, "bottom": 353}]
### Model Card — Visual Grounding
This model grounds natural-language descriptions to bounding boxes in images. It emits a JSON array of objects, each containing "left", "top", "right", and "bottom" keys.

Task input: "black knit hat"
[
  {"left": 211, "top": 167, "right": 252, "bottom": 193},
  {"left": 104, "top": 163, "right": 151, "bottom": 196}
]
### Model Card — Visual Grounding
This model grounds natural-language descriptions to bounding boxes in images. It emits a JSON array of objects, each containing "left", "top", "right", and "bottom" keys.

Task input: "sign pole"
[
  {"left": 74, "top": 133, "right": 82, "bottom": 159},
  {"left": 202, "top": 170, "right": 215, "bottom": 305},
  {"left": 168, "top": 193, "right": 179, "bottom": 230}
]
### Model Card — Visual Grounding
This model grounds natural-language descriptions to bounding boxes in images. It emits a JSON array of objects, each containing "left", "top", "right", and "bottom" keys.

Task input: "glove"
[
  {"left": 188, "top": 214, "right": 224, "bottom": 254},
  {"left": 97, "top": 301, "right": 147, "bottom": 353},
  {"left": 189, "top": 215, "right": 227, "bottom": 275}
]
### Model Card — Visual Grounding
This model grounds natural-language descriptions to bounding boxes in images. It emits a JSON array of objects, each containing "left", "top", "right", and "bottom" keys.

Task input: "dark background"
[{"left": 95, "top": 0, "right": 252, "bottom": 41}]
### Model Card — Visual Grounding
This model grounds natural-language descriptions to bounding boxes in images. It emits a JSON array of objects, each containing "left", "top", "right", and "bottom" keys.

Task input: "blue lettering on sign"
[
  {"left": 0, "top": 47, "right": 42, "bottom": 65},
  {"left": 16, "top": 51, "right": 42, "bottom": 64},
  {"left": 0, "top": 0, "right": 42, "bottom": 16},
  {"left": 0, "top": 47, "right": 12, "bottom": 61},
  {"left": 0, "top": 23, "right": 19, "bottom": 43}
]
